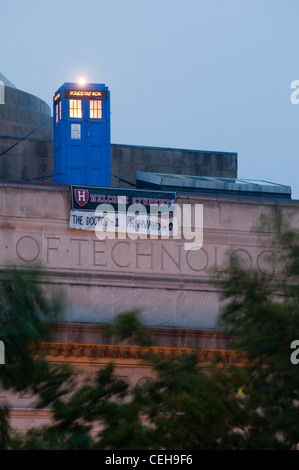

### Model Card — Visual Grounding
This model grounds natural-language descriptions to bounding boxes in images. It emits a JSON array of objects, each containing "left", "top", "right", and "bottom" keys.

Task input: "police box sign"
[
  {"left": 71, "top": 186, "right": 176, "bottom": 213},
  {"left": 65, "top": 89, "right": 107, "bottom": 99}
]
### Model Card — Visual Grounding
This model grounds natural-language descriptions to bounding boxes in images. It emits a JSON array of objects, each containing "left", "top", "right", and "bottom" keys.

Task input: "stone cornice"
[
  {"left": 47, "top": 322, "right": 233, "bottom": 350},
  {"left": 33, "top": 341, "right": 248, "bottom": 366}
]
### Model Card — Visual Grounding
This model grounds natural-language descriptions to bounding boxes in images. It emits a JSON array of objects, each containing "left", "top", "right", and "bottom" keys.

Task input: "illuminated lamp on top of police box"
[{"left": 64, "top": 89, "right": 107, "bottom": 99}]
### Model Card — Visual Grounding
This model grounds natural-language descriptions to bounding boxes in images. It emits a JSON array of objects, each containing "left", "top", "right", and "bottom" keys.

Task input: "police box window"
[
  {"left": 90, "top": 100, "right": 102, "bottom": 119},
  {"left": 55, "top": 101, "right": 61, "bottom": 123},
  {"left": 69, "top": 99, "right": 82, "bottom": 118}
]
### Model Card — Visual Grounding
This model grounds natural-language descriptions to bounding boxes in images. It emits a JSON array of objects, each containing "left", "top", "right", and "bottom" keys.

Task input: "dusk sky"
[{"left": 1, "top": 0, "right": 299, "bottom": 197}]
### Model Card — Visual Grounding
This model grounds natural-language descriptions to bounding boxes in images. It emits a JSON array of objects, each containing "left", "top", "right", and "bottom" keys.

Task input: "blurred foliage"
[{"left": 1, "top": 213, "right": 299, "bottom": 449}]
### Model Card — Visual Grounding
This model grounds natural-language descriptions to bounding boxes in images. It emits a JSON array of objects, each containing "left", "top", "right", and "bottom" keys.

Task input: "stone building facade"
[
  {"left": 0, "top": 180, "right": 296, "bottom": 432},
  {"left": 0, "top": 74, "right": 296, "bottom": 433}
]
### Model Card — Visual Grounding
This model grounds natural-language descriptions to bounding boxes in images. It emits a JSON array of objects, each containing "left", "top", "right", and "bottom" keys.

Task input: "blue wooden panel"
[{"left": 53, "top": 82, "right": 111, "bottom": 187}]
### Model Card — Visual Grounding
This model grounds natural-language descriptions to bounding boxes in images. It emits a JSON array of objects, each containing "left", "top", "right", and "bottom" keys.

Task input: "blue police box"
[{"left": 53, "top": 82, "right": 111, "bottom": 186}]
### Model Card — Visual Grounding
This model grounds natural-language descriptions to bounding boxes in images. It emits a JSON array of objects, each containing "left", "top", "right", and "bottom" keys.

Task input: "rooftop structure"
[
  {"left": 0, "top": 72, "right": 16, "bottom": 88},
  {"left": 0, "top": 73, "right": 52, "bottom": 181},
  {"left": 136, "top": 172, "right": 292, "bottom": 199}
]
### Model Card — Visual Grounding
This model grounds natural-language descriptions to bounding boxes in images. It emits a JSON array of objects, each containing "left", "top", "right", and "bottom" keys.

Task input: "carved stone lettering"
[
  {"left": 186, "top": 248, "right": 209, "bottom": 272},
  {"left": 93, "top": 240, "right": 107, "bottom": 266},
  {"left": 16, "top": 236, "right": 40, "bottom": 262},
  {"left": 161, "top": 244, "right": 181, "bottom": 271},
  {"left": 135, "top": 242, "right": 154, "bottom": 269},
  {"left": 70, "top": 239, "right": 89, "bottom": 265},
  {"left": 111, "top": 241, "right": 131, "bottom": 268},
  {"left": 230, "top": 248, "right": 252, "bottom": 272},
  {"left": 46, "top": 237, "right": 60, "bottom": 264}
]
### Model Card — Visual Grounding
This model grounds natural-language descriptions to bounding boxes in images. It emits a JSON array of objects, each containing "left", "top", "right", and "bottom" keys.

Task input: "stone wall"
[
  {"left": 111, "top": 144, "right": 237, "bottom": 188},
  {"left": 0, "top": 181, "right": 298, "bottom": 430},
  {"left": 0, "top": 182, "right": 296, "bottom": 330},
  {"left": 0, "top": 86, "right": 53, "bottom": 181}
]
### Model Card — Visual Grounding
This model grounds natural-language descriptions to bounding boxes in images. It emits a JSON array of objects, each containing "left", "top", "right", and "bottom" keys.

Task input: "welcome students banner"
[
  {"left": 69, "top": 186, "right": 177, "bottom": 236},
  {"left": 71, "top": 186, "right": 176, "bottom": 213}
]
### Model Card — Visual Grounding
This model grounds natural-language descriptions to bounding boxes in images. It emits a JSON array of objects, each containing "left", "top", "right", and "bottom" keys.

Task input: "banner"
[
  {"left": 71, "top": 186, "right": 176, "bottom": 213},
  {"left": 69, "top": 210, "right": 178, "bottom": 236},
  {"left": 69, "top": 186, "right": 177, "bottom": 235}
]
